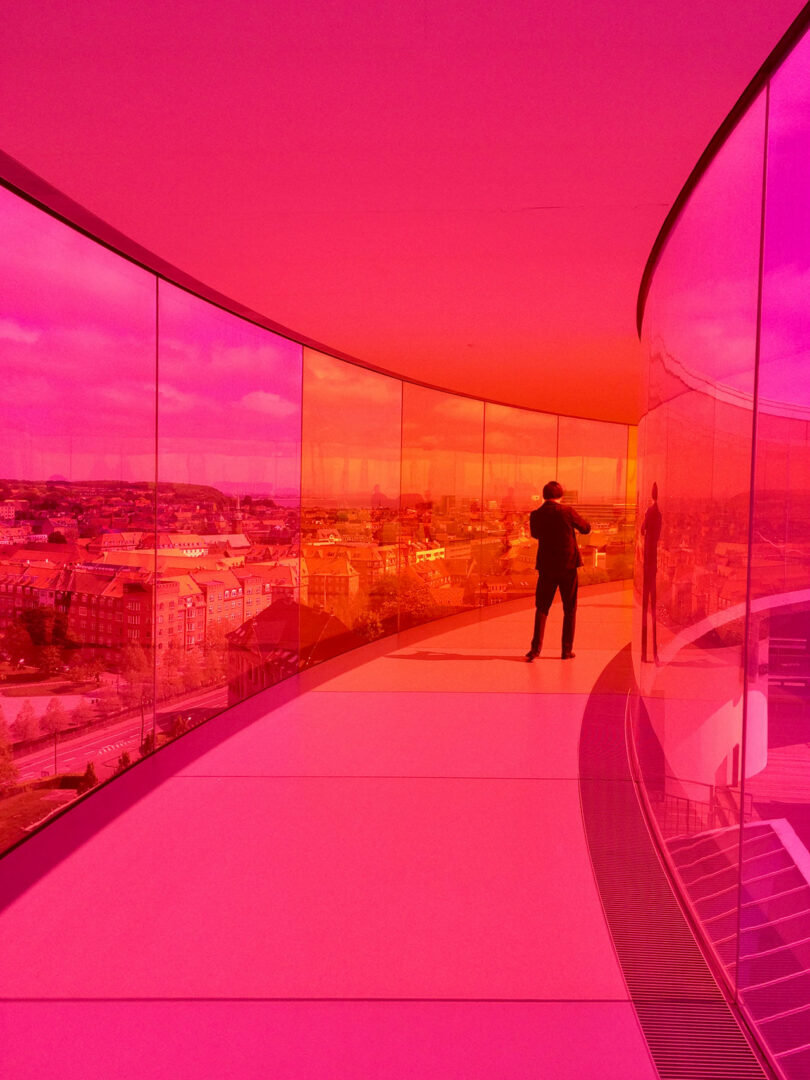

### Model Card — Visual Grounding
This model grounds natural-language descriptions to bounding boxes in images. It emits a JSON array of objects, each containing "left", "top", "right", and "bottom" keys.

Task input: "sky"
[{"left": 0, "top": 184, "right": 630, "bottom": 502}]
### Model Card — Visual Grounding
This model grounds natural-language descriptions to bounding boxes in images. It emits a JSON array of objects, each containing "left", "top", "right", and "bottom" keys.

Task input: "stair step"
[
  {"left": 743, "top": 969, "right": 810, "bottom": 1019},
  {"left": 671, "top": 829, "right": 781, "bottom": 875},
  {"left": 774, "top": 1044, "right": 810, "bottom": 1077},
  {"left": 675, "top": 831, "right": 783, "bottom": 877},
  {"left": 741, "top": 868, "right": 807, "bottom": 906},
  {"left": 668, "top": 822, "right": 771, "bottom": 860},
  {"left": 737, "top": 937, "right": 810, "bottom": 988},
  {"left": 710, "top": 893, "right": 810, "bottom": 947},
  {"left": 760, "top": 1005, "right": 810, "bottom": 1055},
  {"left": 740, "top": 912, "right": 810, "bottom": 957},
  {"left": 696, "top": 868, "right": 806, "bottom": 920},
  {"left": 688, "top": 851, "right": 794, "bottom": 900},
  {"left": 744, "top": 888, "right": 810, "bottom": 929}
]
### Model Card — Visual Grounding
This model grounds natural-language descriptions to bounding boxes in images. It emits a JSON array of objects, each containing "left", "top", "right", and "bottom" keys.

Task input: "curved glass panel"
[
  {"left": 636, "top": 94, "right": 766, "bottom": 1001},
  {"left": 741, "top": 29, "right": 810, "bottom": 1072},
  {"left": 155, "top": 281, "right": 302, "bottom": 731},
  {"left": 557, "top": 416, "right": 633, "bottom": 583},
  {"left": 639, "top": 24, "right": 810, "bottom": 1070},
  {"left": 0, "top": 184, "right": 157, "bottom": 839},
  {"left": 482, "top": 404, "right": 557, "bottom": 601},
  {"left": 400, "top": 385, "right": 484, "bottom": 627},
  {"left": 300, "top": 348, "right": 401, "bottom": 663}
]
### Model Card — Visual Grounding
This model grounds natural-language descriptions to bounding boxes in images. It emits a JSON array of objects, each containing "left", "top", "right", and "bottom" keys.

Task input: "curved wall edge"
[
  {"left": 636, "top": 0, "right": 810, "bottom": 336},
  {"left": 636, "top": 13, "right": 810, "bottom": 1078},
  {"left": 0, "top": 151, "right": 612, "bottom": 425}
]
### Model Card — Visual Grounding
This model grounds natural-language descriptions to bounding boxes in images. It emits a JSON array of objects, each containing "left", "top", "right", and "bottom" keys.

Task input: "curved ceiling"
[{"left": 1, "top": 1, "right": 806, "bottom": 424}]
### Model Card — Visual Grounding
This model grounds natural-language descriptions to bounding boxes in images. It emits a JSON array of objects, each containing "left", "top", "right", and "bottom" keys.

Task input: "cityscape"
[{"left": 0, "top": 474, "right": 634, "bottom": 847}]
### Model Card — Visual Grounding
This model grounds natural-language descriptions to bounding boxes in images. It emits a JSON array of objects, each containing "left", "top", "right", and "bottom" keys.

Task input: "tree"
[
  {"left": 203, "top": 625, "right": 228, "bottom": 685},
  {"left": 77, "top": 760, "right": 98, "bottom": 794},
  {"left": 180, "top": 651, "right": 203, "bottom": 692},
  {"left": 0, "top": 734, "right": 18, "bottom": 795},
  {"left": 157, "top": 663, "right": 184, "bottom": 701},
  {"left": 169, "top": 713, "right": 188, "bottom": 740},
  {"left": 37, "top": 645, "right": 64, "bottom": 678},
  {"left": 119, "top": 644, "right": 151, "bottom": 677},
  {"left": 95, "top": 686, "right": 122, "bottom": 718},
  {"left": 139, "top": 732, "right": 156, "bottom": 758},
  {"left": 2, "top": 622, "right": 34, "bottom": 667},
  {"left": 202, "top": 648, "right": 225, "bottom": 686},
  {"left": 20, "top": 606, "right": 67, "bottom": 647},
  {"left": 397, "top": 575, "right": 436, "bottom": 626},
  {"left": 120, "top": 646, "right": 152, "bottom": 708},
  {"left": 154, "top": 640, "right": 183, "bottom": 700},
  {"left": 206, "top": 624, "right": 229, "bottom": 651},
  {"left": 70, "top": 699, "right": 96, "bottom": 728},
  {"left": 11, "top": 700, "right": 37, "bottom": 741},
  {"left": 353, "top": 609, "right": 385, "bottom": 642},
  {"left": 114, "top": 750, "right": 132, "bottom": 775},
  {"left": 41, "top": 697, "right": 68, "bottom": 735},
  {"left": 48, "top": 530, "right": 68, "bottom": 544},
  {"left": 68, "top": 651, "right": 105, "bottom": 686}
]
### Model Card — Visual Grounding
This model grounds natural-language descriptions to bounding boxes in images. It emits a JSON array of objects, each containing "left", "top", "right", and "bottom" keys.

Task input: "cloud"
[
  {"left": 158, "top": 383, "right": 207, "bottom": 412},
  {"left": 239, "top": 390, "right": 298, "bottom": 417},
  {"left": 0, "top": 318, "right": 40, "bottom": 344}
]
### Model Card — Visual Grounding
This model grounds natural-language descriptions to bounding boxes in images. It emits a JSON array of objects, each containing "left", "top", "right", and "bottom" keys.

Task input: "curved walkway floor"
[{"left": 0, "top": 584, "right": 658, "bottom": 1079}]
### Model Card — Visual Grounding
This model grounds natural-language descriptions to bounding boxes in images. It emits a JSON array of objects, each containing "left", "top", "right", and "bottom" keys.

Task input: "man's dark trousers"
[
  {"left": 531, "top": 568, "right": 579, "bottom": 656},
  {"left": 641, "top": 561, "right": 658, "bottom": 661}
]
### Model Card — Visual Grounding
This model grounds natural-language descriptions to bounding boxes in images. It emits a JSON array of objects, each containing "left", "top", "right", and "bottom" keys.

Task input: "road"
[{"left": 15, "top": 684, "right": 229, "bottom": 782}]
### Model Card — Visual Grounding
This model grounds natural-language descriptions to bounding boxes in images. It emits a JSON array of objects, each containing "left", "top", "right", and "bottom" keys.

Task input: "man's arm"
[{"left": 570, "top": 508, "right": 591, "bottom": 535}]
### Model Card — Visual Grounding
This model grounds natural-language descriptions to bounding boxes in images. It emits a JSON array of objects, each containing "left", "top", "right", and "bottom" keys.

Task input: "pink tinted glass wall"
[
  {"left": 300, "top": 348, "right": 402, "bottom": 663},
  {"left": 740, "top": 30, "right": 810, "bottom": 1071},
  {"left": 400, "top": 384, "right": 484, "bottom": 627},
  {"left": 155, "top": 281, "right": 302, "bottom": 728},
  {"left": 557, "top": 416, "right": 633, "bottom": 584},
  {"left": 636, "top": 93, "right": 767, "bottom": 999},
  {"left": 482, "top": 404, "right": 557, "bottom": 600},
  {"left": 0, "top": 185, "right": 157, "bottom": 831},
  {"left": 639, "top": 23, "right": 810, "bottom": 1069}
]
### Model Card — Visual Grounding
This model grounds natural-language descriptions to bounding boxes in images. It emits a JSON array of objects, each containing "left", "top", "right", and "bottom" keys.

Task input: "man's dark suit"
[{"left": 528, "top": 500, "right": 591, "bottom": 657}]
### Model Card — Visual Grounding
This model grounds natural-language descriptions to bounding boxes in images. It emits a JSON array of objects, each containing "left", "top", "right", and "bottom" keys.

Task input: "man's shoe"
[
  {"left": 525, "top": 649, "right": 539, "bottom": 661},
  {"left": 561, "top": 652, "right": 575, "bottom": 660}
]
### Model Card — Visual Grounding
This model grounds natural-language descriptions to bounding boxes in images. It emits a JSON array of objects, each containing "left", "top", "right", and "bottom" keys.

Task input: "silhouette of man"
[
  {"left": 526, "top": 481, "right": 591, "bottom": 661},
  {"left": 641, "top": 482, "right": 662, "bottom": 663}
]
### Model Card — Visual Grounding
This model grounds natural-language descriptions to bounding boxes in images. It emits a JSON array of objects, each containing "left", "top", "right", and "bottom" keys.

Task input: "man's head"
[{"left": 543, "top": 480, "right": 564, "bottom": 501}]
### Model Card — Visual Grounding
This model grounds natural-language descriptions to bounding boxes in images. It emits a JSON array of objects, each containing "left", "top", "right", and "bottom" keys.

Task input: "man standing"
[{"left": 526, "top": 481, "right": 591, "bottom": 661}]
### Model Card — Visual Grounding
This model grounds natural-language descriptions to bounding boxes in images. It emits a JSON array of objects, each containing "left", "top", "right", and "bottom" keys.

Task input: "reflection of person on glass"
[
  {"left": 641, "top": 482, "right": 662, "bottom": 663},
  {"left": 526, "top": 481, "right": 591, "bottom": 661}
]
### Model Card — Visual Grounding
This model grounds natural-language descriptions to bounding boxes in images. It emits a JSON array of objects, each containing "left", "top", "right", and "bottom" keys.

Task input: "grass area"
[
  {"left": 2, "top": 681, "right": 95, "bottom": 697},
  {"left": 0, "top": 787, "right": 78, "bottom": 850}
]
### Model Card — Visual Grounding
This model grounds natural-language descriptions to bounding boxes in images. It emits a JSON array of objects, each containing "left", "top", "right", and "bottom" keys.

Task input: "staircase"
[{"left": 668, "top": 821, "right": 810, "bottom": 1080}]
